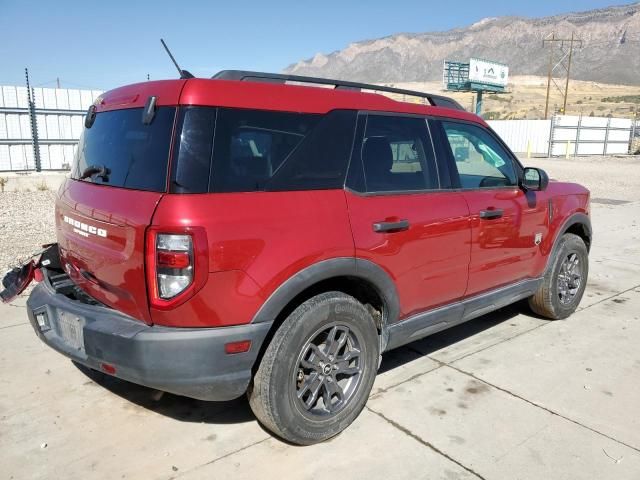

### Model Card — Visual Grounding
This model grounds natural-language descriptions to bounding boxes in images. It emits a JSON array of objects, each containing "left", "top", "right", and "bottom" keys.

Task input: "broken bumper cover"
[{"left": 26, "top": 279, "right": 271, "bottom": 401}]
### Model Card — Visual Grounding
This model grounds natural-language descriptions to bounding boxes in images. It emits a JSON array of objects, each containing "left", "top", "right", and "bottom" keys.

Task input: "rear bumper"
[{"left": 26, "top": 279, "right": 271, "bottom": 401}]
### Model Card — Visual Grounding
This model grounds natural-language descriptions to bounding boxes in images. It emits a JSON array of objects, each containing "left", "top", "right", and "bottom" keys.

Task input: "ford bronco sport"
[{"left": 2, "top": 71, "right": 591, "bottom": 445}]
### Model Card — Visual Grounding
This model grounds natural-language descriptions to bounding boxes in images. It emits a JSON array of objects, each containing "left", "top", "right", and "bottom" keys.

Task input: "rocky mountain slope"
[{"left": 284, "top": 3, "right": 640, "bottom": 85}]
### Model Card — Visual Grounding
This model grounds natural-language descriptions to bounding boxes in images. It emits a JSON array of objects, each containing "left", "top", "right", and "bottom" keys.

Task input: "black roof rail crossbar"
[{"left": 212, "top": 70, "right": 465, "bottom": 111}]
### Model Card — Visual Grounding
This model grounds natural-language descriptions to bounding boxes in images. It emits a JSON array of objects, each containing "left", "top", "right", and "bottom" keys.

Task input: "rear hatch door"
[{"left": 56, "top": 81, "right": 184, "bottom": 324}]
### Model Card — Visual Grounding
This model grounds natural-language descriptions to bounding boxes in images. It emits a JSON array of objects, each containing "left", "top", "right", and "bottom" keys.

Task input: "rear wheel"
[
  {"left": 529, "top": 233, "right": 589, "bottom": 319},
  {"left": 248, "top": 292, "right": 379, "bottom": 445}
]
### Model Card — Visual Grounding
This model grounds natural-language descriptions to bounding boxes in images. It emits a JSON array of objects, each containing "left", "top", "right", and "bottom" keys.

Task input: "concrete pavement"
[{"left": 1, "top": 200, "right": 639, "bottom": 480}]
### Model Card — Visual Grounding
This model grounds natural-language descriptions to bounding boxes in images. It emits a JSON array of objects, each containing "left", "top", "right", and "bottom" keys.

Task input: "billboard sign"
[{"left": 469, "top": 58, "right": 509, "bottom": 87}]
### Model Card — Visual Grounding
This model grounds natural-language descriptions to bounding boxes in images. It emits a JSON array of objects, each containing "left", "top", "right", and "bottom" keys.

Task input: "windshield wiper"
[{"left": 80, "top": 165, "right": 111, "bottom": 181}]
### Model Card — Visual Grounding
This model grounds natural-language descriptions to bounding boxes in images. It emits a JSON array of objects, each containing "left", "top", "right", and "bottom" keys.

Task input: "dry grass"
[{"left": 380, "top": 76, "right": 640, "bottom": 120}]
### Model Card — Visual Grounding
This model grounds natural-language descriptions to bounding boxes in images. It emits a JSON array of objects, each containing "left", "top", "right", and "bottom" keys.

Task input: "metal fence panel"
[{"left": 487, "top": 119, "right": 551, "bottom": 154}]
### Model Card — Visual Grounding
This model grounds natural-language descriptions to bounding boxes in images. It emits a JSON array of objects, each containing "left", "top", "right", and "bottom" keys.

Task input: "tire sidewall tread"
[{"left": 249, "top": 291, "right": 379, "bottom": 445}]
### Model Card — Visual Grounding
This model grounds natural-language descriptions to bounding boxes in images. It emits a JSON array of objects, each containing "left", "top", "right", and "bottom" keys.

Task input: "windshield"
[{"left": 72, "top": 107, "right": 176, "bottom": 192}]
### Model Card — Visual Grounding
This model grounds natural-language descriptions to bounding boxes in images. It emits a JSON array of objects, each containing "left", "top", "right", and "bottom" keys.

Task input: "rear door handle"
[
  {"left": 479, "top": 208, "right": 504, "bottom": 220},
  {"left": 372, "top": 219, "right": 410, "bottom": 233}
]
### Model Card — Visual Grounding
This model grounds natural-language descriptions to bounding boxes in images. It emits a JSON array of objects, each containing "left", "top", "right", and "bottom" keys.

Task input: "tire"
[
  {"left": 529, "top": 233, "right": 589, "bottom": 320},
  {"left": 248, "top": 291, "right": 379, "bottom": 445}
]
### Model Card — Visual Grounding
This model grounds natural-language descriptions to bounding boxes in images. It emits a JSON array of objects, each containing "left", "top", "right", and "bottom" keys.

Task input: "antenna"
[{"left": 160, "top": 39, "right": 194, "bottom": 79}]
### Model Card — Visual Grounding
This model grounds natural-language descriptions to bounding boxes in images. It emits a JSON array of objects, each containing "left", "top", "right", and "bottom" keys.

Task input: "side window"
[
  {"left": 441, "top": 121, "right": 517, "bottom": 189},
  {"left": 360, "top": 115, "right": 438, "bottom": 193},
  {"left": 171, "top": 108, "right": 356, "bottom": 193},
  {"left": 212, "top": 109, "right": 320, "bottom": 192}
]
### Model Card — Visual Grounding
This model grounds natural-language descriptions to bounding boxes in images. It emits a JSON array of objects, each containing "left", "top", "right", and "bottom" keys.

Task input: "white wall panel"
[
  {"left": 20, "top": 115, "right": 31, "bottom": 139},
  {"left": 6, "top": 115, "right": 22, "bottom": 138},
  {"left": 59, "top": 115, "right": 73, "bottom": 139},
  {"left": 45, "top": 115, "right": 60, "bottom": 139},
  {"left": 0, "top": 145, "right": 10, "bottom": 170},
  {"left": 2, "top": 86, "right": 18, "bottom": 108},
  {"left": 0, "top": 115, "right": 7, "bottom": 139},
  {"left": 55, "top": 89, "right": 69, "bottom": 110},
  {"left": 68, "top": 89, "right": 82, "bottom": 110},
  {"left": 80, "top": 90, "right": 94, "bottom": 109},
  {"left": 36, "top": 114, "right": 48, "bottom": 139},
  {"left": 70, "top": 116, "right": 83, "bottom": 138},
  {"left": 16, "top": 87, "right": 29, "bottom": 108},
  {"left": 487, "top": 119, "right": 550, "bottom": 154}
]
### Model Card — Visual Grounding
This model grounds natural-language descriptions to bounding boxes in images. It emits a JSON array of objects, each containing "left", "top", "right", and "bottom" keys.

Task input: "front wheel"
[
  {"left": 248, "top": 292, "right": 379, "bottom": 445},
  {"left": 529, "top": 233, "right": 589, "bottom": 319}
]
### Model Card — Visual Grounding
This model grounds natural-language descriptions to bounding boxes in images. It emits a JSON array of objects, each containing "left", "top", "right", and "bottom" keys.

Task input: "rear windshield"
[
  {"left": 72, "top": 107, "right": 176, "bottom": 192},
  {"left": 171, "top": 107, "right": 357, "bottom": 193}
]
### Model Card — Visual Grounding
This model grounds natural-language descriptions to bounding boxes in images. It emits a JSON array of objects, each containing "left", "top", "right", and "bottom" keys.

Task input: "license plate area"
[{"left": 56, "top": 310, "right": 85, "bottom": 353}]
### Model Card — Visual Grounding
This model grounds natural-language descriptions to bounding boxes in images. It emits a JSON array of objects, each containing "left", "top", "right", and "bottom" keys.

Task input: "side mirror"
[{"left": 522, "top": 167, "right": 549, "bottom": 191}]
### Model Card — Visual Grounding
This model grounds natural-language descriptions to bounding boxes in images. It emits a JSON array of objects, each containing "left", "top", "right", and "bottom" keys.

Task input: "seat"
[{"left": 362, "top": 136, "right": 395, "bottom": 191}]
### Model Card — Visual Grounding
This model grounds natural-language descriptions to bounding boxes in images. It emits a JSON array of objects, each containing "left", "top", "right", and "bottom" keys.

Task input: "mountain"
[{"left": 284, "top": 3, "right": 640, "bottom": 85}]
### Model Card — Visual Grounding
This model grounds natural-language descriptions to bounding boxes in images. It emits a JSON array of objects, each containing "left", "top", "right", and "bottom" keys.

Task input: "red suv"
[{"left": 5, "top": 71, "right": 591, "bottom": 445}]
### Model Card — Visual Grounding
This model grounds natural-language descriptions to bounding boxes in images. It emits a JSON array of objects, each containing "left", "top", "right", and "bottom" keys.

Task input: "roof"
[{"left": 95, "top": 77, "right": 485, "bottom": 126}]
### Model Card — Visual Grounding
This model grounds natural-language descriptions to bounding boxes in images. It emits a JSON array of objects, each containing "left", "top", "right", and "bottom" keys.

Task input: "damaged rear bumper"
[{"left": 26, "top": 273, "right": 271, "bottom": 401}]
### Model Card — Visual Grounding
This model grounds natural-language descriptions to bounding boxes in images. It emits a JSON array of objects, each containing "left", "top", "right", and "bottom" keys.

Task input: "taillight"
[
  {"left": 146, "top": 227, "right": 208, "bottom": 310},
  {"left": 156, "top": 234, "right": 193, "bottom": 299}
]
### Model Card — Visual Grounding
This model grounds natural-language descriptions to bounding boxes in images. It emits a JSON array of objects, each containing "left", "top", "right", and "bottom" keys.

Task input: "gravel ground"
[
  {"left": 524, "top": 155, "right": 640, "bottom": 202},
  {"left": 0, "top": 191, "right": 57, "bottom": 271},
  {"left": 0, "top": 155, "right": 638, "bottom": 271}
]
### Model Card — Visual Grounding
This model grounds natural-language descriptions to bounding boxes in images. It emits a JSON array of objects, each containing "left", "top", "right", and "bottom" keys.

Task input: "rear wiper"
[{"left": 80, "top": 165, "right": 111, "bottom": 181}]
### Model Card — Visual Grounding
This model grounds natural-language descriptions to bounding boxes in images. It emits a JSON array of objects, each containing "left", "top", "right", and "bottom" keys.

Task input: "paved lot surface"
[{"left": 1, "top": 158, "right": 640, "bottom": 479}]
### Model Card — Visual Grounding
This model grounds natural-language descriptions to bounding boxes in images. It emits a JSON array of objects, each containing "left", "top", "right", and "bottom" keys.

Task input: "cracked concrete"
[{"left": 2, "top": 189, "right": 640, "bottom": 478}]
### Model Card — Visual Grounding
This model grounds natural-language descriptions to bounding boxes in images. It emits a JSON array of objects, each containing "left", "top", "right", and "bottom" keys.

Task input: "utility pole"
[
  {"left": 544, "top": 33, "right": 554, "bottom": 120},
  {"left": 542, "top": 32, "right": 582, "bottom": 119},
  {"left": 56, "top": 77, "right": 60, "bottom": 88}
]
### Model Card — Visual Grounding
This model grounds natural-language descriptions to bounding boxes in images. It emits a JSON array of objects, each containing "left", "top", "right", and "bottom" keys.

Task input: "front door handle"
[
  {"left": 479, "top": 208, "right": 504, "bottom": 220},
  {"left": 372, "top": 219, "right": 410, "bottom": 233}
]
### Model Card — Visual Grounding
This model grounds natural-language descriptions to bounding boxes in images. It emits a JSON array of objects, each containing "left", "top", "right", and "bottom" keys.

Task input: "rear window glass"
[
  {"left": 171, "top": 108, "right": 357, "bottom": 193},
  {"left": 72, "top": 107, "right": 176, "bottom": 192}
]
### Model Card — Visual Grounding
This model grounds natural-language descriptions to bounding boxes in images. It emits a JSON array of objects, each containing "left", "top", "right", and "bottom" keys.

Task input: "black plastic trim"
[
  {"left": 547, "top": 212, "right": 592, "bottom": 265},
  {"left": 385, "top": 278, "right": 543, "bottom": 351},
  {"left": 250, "top": 257, "right": 400, "bottom": 327},
  {"left": 26, "top": 279, "right": 271, "bottom": 401},
  {"left": 212, "top": 70, "right": 465, "bottom": 111}
]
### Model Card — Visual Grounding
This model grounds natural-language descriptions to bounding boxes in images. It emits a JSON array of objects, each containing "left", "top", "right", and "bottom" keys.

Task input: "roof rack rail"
[{"left": 212, "top": 70, "right": 465, "bottom": 111}]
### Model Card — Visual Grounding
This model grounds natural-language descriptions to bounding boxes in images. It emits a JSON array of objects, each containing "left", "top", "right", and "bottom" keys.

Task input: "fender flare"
[
  {"left": 250, "top": 257, "right": 400, "bottom": 326},
  {"left": 545, "top": 212, "right": 592, "bottom": 273}
]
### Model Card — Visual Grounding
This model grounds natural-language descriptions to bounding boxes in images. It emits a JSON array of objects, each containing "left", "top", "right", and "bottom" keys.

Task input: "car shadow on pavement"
[
  {"left": 378, "top": 302, "right": 531, "bottom": 374},
  {"left": 73, "top": 362, "right": 256, "bottom": 424},
  {"left": 73, "top": 302, "right": 536, "bottom": 426}
]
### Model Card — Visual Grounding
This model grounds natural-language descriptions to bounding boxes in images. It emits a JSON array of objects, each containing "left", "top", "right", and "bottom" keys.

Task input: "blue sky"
[{"left": 0, "top": 0, "right": 634, "bottom": 90}]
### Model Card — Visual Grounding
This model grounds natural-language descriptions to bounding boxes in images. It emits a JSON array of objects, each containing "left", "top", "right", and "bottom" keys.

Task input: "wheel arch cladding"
[
  {"left": 547, "top": 212, "right": 592, "bottom": 274},
  {"left": 251, "top": 258, "right": 400, "bottom": 329},
  {"left": 559, "top": 213, "right": 592, "bottom": 251}
]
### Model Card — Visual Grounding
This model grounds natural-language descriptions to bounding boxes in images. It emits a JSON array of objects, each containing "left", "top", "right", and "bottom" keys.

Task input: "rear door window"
[
  {"left": 72, "top": 107, "right": 175, "bottom": 192},
  {"left": 356, "top": 114, "right": 439, "bottom": 193},
  {"left": 171, "top": 108, "right": 357, "bottom": 193}
]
